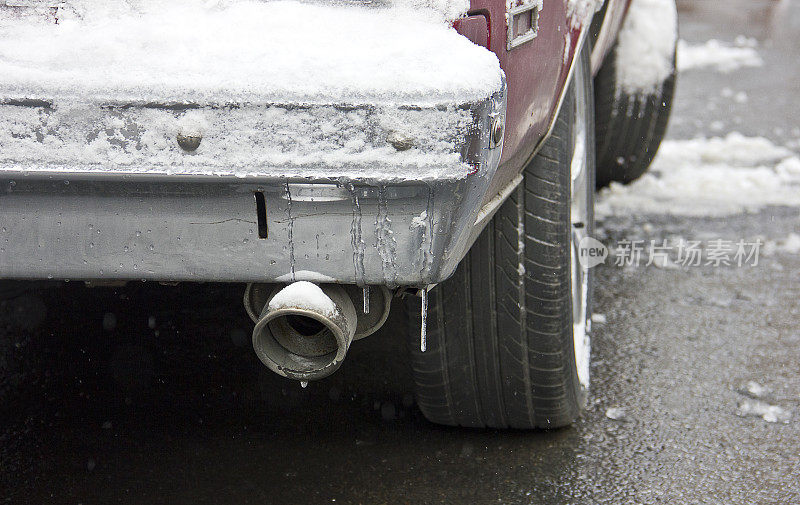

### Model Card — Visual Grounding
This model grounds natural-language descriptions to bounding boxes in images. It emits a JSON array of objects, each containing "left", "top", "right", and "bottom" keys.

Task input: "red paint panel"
[
  {"left": 454, "top": 13, "right": 491, "bottom": 49},
  {"left": 468, "top": 0, "right": 578, "bottom": 173}
]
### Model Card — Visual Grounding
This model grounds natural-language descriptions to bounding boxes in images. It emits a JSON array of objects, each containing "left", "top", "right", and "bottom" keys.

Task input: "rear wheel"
[
  {"left": 593, "top": 1, "right": 678, "bottom": 188},
  {"left": 406, "top": 44, "right": 594, "bottom": 429}
]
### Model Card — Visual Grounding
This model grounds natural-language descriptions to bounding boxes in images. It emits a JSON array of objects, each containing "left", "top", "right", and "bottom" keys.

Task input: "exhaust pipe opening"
[{"left": 252, "top": 282, "right": 357, "bottom": 381}]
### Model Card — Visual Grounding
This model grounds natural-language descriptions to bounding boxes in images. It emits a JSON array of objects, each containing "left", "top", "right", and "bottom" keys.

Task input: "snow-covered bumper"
[{"left": 0, "top": 87, "right": 506, "bottom": 285}]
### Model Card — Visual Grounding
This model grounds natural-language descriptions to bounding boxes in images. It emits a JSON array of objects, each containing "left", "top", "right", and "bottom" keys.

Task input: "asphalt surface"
[{"left": 2, "top": 1, "right": 799, "bottom": 503}]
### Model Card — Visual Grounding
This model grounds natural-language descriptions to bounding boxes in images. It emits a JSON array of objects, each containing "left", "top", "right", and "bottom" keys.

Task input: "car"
[{"left": 0, "top": 0, "right": 677, "bottom": 429}]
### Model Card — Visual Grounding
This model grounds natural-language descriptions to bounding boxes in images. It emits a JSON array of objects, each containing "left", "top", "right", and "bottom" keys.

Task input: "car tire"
[
  {"left": 594, "top": 25, "right": 677, "bottom": 188},
  {"left": 405, "top": 44, "right": 595, "bottom": 429}
]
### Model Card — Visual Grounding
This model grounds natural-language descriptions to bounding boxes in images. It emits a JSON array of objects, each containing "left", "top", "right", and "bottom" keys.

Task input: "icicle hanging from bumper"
[{"left": 420, "top": 288, "right": 428, "bottom": 352}]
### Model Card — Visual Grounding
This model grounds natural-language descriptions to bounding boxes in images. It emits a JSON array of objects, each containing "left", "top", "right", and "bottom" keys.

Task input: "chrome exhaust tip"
[{"left": 251, "top": 282, "right": 357, "bottom": 381}]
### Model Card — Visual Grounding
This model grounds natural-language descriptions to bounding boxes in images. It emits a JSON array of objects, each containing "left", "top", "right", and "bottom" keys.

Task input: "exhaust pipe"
[{"left": 251, "top": 281, "right": 357, "bottom": 381}]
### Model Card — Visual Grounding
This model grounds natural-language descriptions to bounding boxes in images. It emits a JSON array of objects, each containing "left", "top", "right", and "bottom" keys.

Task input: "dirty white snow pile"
[
  {"left": 614, "top": 0, "right": 677, "bottom": 95},
  {"left": 775, "top": 233, "right": 800, "bottom": 254},
  {"left": 677, "top": 39, "right": 763, "bottom": 73},
  {"left": 763, "top": 233, "right": 800, "bottom": 256},
  {"left": 0, "top": 0, "right": 501, "bottom": 106},
  {"left": 736, "top": 399, "right": 791, "bottom": 424},
  {"left": 268, "top": 281, "right": 337, "bottom": 317},
  {"left": 597, "top": 133, "right": 800, "bottom": 217}
]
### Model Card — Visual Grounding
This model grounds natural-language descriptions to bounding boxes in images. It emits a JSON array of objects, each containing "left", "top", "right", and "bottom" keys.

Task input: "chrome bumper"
[{"left": 0, "top": 85, "right": 506, "bottom": 286}]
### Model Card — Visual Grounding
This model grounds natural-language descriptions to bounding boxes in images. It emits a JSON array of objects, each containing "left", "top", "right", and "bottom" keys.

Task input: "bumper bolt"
[
  {"left": 387, "top": 131, "right": 415, "bottom": 151},
  {"left": 177, "top": 133, "right": 202, "bottom": 152},
  {"left": 490, "top": 117, "right": 504, "bottom": 148}
]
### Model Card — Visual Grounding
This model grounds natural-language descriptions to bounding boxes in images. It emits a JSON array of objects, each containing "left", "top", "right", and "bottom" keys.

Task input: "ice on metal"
[{"left": 420, "top": 288, "right": 428, "bottom": 352}]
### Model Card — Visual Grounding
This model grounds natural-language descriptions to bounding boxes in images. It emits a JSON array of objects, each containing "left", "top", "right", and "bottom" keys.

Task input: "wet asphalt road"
[{"left": 2, "top": 1, "right": 800, "bottom": 503}]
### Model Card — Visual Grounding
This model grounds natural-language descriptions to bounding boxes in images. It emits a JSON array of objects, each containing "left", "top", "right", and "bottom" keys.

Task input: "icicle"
[
  {"left": 420, "top": 289, "right": 428, "bottom": 352},
  {"left": 284, "top": 182, "right": 296, "bottom": 281},
  {"left": 300, "top": 381, "right": 308, "bottom": 388},
  {"left": 363, "top": 285, "right": 370, "bottom": 314},
  {"left": 349, "top": 184, "right": 366, "bottom": 286}
]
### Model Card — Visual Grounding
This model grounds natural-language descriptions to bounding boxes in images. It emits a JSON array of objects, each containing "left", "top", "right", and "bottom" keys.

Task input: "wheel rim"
[{"left": 569, "top": 63, "right": 591, "bottom": 390}]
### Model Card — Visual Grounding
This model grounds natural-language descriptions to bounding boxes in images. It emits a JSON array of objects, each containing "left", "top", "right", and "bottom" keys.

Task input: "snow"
[
  {"left": 776, "top": 234, "right": 800, "bottom": 254},
  {"left": 738, "top": 380, "right": 770, "bottom": 400},
  {"left": 614, "top": 0, "right": 678, "bottom": 95},
  {"left": 0, "top": 100, "right": 475, "bottom": 181},
  {"left": 275, "top": 271, "right": 337, "bottom": 283},
  {"left": 605, "top": 407, "right": 629, "bottom": 421},
  {"left": 736, "top": 399, "right": 791, "bottom": 424},
  {"left": 677, "top": 39, "right": 763, "bottom": 73},
  {"left": 597, "top": 133, "right": 800, "bottom": 217},
  {"left": 0, "top": 0, "right": 501, "bottom": 106},
  {"left": 268, "top": 281, "right": 337, "bottom": 317},
  {"left": 0, "top": 0, "right": 503, "bottom": 178},
  {"left": 410, "top": 211, "right": 429, "bottom": 229},
  {"left": 763, "top": 233, "right": 800, "bottom": 256},
  {"left": 566, "top": 0, "right": 603, "bottom": 29},
  {"left": 590, "top": 313, "right": 607, "bottom": 324}
]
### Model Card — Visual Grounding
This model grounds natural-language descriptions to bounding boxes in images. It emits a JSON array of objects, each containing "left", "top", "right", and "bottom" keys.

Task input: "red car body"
[{"left": 457, "top": 0, "right": 630, "bottom": 204}]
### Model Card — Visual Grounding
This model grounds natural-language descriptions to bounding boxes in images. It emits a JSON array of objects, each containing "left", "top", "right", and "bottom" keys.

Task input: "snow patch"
[
  {"left": 605, "top": 407, "right": 629, "bottom": 421},
  {"left": 738, "top": 381, "right": 771, "bottom": 400},
  {"left": 614, "top": 0, "right": 678, "bottom": 95},
  {"left": 566, "top": 0, "right": 602, "bottom": 29},
  {"left": 764, "top": 233, "right": 800, "bottom": 256},
  {"left": 275, "top": 271, "right": 337, "bottom": 283},
  {"left": 0, "top": 1, "right": 501, "bottom": 107},
  {"left": 597, "top": 133, "right": 800, "bottom": 217},
  {"left": 677, "top": 39, "right": 763, "bottom": 73},
  {"left": 411, "top": 211, "right": 429, "bottom": 229},
  {"left": 0, "top": 101, "right": 474, "bottom": 180},
  {"left": 736, "top": 399, "right": 791, "bottom": 424},
  {"left": 268, "top": 281, "right": 337, "bottom": 317},
  {"left": 777, "top": 234, "right": 800, "bottom": 254}
]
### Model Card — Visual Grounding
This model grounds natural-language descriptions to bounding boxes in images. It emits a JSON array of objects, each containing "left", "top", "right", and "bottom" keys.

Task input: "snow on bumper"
[
  {"left": 0, "top": 86, "right": 506, "bottom": 285},
  {"left": 0, "top": 0, "right": 507, "bottom": 285}
]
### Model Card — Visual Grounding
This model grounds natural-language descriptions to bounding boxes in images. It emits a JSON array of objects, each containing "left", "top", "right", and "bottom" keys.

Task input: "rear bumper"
[{"left": 0, "top": 85, "right": 507, "bottom": 286}]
